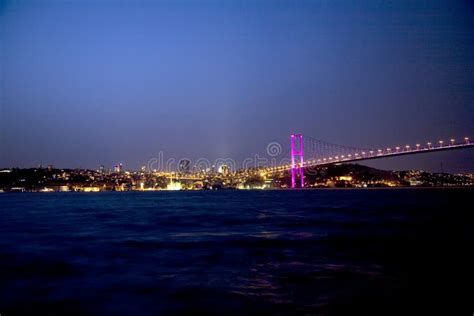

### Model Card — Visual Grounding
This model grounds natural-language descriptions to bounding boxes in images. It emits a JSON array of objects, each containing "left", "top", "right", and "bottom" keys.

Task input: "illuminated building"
[
  {"left": 114, "top": 163, "right": 123, "bottom": 173},
  {"left": 166, "top": 180, "right": 181, "bottom": 191},
  {"left": 218, "top": 164, "right": 229, "bottom": 175}
]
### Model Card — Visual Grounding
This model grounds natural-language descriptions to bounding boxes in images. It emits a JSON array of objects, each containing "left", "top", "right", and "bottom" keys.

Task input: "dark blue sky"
[{"left": 1, "top": 0, "right": 473, "bottom": 172}]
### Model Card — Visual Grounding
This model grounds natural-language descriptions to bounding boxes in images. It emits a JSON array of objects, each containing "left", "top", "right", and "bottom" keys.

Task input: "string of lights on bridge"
[{"left": 264, "top": 136, "right": 472, "bottom": 175}]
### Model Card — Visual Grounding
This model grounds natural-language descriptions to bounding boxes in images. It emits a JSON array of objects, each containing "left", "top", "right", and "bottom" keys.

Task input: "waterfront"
[
  {"left": 1, "top": 164, "right": 473, "bottom": 192},
  {"left": 0, "top": 189, "right": 472, "bottom": 315}
]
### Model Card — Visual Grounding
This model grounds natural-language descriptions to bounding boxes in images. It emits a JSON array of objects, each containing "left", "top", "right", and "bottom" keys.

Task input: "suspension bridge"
[{"left": 266, "top": 135, "right": 473, "bottom": 188}]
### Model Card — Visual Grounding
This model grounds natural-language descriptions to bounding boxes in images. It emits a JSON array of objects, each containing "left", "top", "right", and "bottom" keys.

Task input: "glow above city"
[{"left": 1, "top": 0, "right": 473, "bottom": 173}]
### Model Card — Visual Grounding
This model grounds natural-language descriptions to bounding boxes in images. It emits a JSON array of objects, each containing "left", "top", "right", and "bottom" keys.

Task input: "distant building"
[
  {"left": 166, "top": 179, "right": 181, "bottom": 191},
  {"left": 114, "top": 163, "right": 123, "bottom": 173},
  {"left": 178, "top": 159, "right": 191, "bottom": 173},
  {"left": 218, "top": 164, "right": 230, "bottom": 175}
]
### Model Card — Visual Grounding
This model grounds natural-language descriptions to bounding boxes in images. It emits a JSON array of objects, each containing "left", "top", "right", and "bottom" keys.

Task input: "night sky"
[{"left": 1, "top": 0, "right": 473, "bottom": 172}]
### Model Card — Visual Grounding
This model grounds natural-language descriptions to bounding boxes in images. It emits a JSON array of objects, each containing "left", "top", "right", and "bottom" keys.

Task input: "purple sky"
[{"left": 1, "top": 0, "right": 473, "bottom": 172}]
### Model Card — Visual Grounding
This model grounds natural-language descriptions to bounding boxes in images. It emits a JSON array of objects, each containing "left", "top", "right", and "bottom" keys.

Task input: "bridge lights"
[
  {"left": 416, "top": 144, "right": 420, "bottom": 150},
  {"left": 450, "top": 138, "right": 455, "bottom": 146},
  {"left": 369, "top": 150, "right": 374, "bottom": 155},
  {"left": 465, "top": 137, "right": 470, "bottom": 144},
  {"left": 377, "top": 149, "right": 382, "bottom": 155},
  {"left": 335, "top": 156, "right": 339, "bottom": 160},
  {"left": 361, "top": 152, "right": 366, "bottom": 155},
  {"left": 439, "top": 140, "right": 444, "bottom": 147},
  {"left": 387, "top": 148, "right": 391, "bottom": 152},
  {"left": 323, "top": 158, "right": 327, "bottom": 162},
  {"left": 427, "top": 142, "right": 432, "bottom": 148},
  {"left": 405, "top": 145, "right": 410, "bottom": 151},
  {"left": 355, "top": 153, "right": 359, "bottom": 156},
  {"left": 348, "top": 154, "right": 352, "bottom": 158},
  {"left": 341, "top": 155, "right": 345, "bottom": 159},
  {"left": 395, "top": 146, "right": 400, "bottom": 152}
]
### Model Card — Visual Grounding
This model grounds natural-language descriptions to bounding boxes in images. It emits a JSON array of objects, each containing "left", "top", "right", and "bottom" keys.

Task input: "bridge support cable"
[{"left": 303, "top": 136, "right": 374, "bottom": 164}]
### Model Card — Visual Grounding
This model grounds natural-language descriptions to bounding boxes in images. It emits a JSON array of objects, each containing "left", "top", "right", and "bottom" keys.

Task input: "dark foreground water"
[{"left": 0, "top": 189, "right": 473, "bottom": 315}]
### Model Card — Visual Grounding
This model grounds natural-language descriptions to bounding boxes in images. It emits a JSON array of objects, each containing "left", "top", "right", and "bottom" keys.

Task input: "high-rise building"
[
  {"left": 218, "top": 164, "right": 230, "bottom": 175},
  {"left": 114, "top": 163, "right": 123, "bottom": 173}
]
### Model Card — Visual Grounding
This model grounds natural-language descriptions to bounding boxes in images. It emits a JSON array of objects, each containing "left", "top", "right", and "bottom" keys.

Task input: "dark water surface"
[{"left": 1, "top": 189, "right": 473, "bottom": 315}]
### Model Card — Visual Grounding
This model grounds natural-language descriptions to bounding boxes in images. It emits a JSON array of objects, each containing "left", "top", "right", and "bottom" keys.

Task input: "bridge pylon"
[{"left": 291, "top": 134, "right": 304, "bottom": 188}]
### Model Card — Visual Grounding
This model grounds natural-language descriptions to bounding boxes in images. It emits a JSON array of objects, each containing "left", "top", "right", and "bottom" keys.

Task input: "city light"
[{"left": 2, "top": 133, "right": 472, "bottom": 192}]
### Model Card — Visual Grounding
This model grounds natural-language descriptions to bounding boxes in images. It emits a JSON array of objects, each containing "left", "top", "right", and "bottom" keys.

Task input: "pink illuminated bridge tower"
[{"left": 291, "top": 134, "right": 304, "bottom": 188}]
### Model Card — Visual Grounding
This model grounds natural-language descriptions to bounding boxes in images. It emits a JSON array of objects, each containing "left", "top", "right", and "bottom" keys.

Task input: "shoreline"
[{"left": 1, "top": 186, "right": 473, "bottom": 193}]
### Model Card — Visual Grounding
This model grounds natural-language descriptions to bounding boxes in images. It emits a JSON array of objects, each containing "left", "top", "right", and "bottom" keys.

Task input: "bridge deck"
[{"left": 268, "top": 142, "right": 474, "bottom": 172}]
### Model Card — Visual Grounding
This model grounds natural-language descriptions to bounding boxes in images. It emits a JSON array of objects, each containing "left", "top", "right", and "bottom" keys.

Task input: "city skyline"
[
  {"left": 1, "top": 0, "right": 474, "bottom": 172},
  {"left": 1, "top": 133, "right": 472, "bottom": 175}
]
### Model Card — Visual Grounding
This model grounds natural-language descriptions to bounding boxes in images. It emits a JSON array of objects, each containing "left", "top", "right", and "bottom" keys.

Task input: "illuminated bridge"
[{"left": 266, "top": 135, "right": 473, "bottom": 188}]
